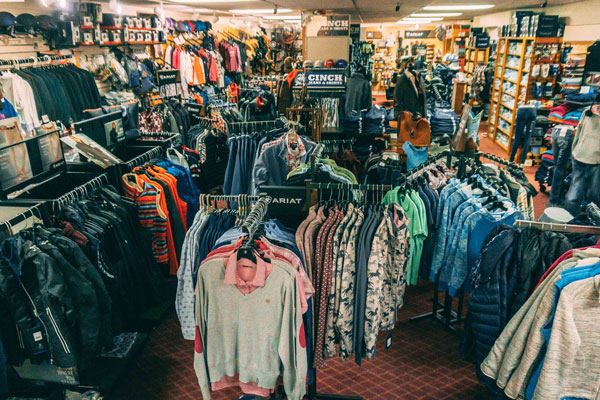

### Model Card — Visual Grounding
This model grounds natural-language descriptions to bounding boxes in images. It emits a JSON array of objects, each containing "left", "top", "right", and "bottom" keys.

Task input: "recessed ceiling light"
[
  {"left": 411, "top": 12, "right": 462, "bottom": 17},
  {"left": 403, "top": 17, "right": 443, "bottom": 21},
  {"left": 172, "top": 0, "right": 254, "bottom": 3},
  {"left": 230, "top": 8, "right": 292, "bottom": 14},
  {"left": 263, "top": 15, "right": 301, "bottom": 20},
  {"left": 424, "top": 4, "right": 494, "bottom": 10}
]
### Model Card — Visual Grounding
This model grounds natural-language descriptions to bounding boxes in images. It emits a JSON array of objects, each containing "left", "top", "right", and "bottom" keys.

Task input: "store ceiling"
[{"left": 153, "top": 0, "right": 581, "bottom": 23}]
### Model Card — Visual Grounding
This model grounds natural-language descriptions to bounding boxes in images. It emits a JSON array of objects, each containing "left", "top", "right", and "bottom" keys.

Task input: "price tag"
[
  {"left": 41, "top": 115, "right": 50, "bottom": 124},
  {"left": 385, "top": 332, "right": 392, "bottom": 350}
]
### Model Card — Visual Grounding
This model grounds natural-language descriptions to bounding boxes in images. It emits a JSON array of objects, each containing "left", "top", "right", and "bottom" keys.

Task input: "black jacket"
[
  {"left": 345, "top": 72, "right": 372, "bottom": 116},
  {"left": 0, "top": 237, "right": 77, "bottom": 369},
  {"left": 394, "top": 69, "right": 427, "bottom": 118},
  {"left": 462, "top": 225, "right": 516, "bottom": 365}
]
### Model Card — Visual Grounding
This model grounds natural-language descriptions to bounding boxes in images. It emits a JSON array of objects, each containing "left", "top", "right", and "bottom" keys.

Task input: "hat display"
[
  {"left": 283, "top": 56, "right": 293, "bottom": 73},
  {"left": 0, "top": 12, "right": 16, "bottom": 27},
  {"left": 335, "top": 59, "right": 348, "bottom": 68},
  {"left": 314, "top": 59, "right": 324, "bottom": 68},
  {"left": 176, "top": 21, "right": 188, "bottom": 32},
  {"left": 325, "top": 59, "right": 334, "bottom": 67}
]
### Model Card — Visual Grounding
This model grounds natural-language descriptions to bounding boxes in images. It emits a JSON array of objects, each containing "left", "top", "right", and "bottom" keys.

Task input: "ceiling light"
[
  {"left": 284, "top": 19, "right": 300, "bottom": 23},
  {"left": 403, "top": 17, "right": 443, "bottom": 21},
  {"left": 263, "top": 15, "right": 300, "bottom": 20},
  {"left": 396, "top": 20, "right": 431, "bottom": 24},
  {"left": 230, "top": 8, "right": 291, "bottom": 14},
  {"left": 0, "top": 0, "right": 26, "bottom": 2},
  {"left": 424, "top": 4, "right": 494, "bottom": 10},
  {"left": 172, "top": 0, "right": 254, "bottom": 3},
  {"left": 411, "top": 12, "right": 462, "bottom": 17}
]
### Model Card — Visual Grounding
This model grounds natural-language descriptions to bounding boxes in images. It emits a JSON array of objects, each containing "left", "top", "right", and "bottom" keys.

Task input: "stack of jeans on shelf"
[
  {"left": 341, "top": 110, "right": 362, "bottom": 133},
  {"left": 363, "top": 105, "right": 393, "bottom": 134},
  {"left": 429, "top": 107, "right": 458, "bottom": 138}
]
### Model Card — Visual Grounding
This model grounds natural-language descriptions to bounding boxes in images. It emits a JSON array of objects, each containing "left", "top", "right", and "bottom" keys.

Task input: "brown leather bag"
[{"left": 397, "top": 111, "right": 430, "bottom": 155}]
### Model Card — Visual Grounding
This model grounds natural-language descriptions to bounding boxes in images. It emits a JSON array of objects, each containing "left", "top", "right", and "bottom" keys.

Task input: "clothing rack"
[
  {"left": 409, "top": 150, "right": 473, "bottom": 335},
  {"left": 50, "top": 173, "right": 110, "bottom": 212},
  {"left": 0, "top": 55, "right": 73, "bottom": 70},
  {"left": 125, "top": 146, "right": 164, "bottom": 170},
  {"left": 226, "top": 119, "right": 284, "bottom": 135},
  {"left": 515, "top": 220, "right": 600, "bottom": 235},
  {"left": 0, "top": 203, "right": 47, "bottom": 235}
]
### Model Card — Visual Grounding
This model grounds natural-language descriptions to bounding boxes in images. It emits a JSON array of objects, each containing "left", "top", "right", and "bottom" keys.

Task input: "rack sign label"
[
  {"left": 404, "top": 30, "right": 433, "bottom": 39},
  {"left": 156, "top": 70, "right": 181, "bottom": 86},
  {"left": 296, "top": 69, "right": 346, "bottom": 89}
]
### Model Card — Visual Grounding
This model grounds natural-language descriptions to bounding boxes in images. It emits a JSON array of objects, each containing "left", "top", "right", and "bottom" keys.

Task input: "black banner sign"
[{"left": 156, "top": 70, "right": 181, "bottom": 86}]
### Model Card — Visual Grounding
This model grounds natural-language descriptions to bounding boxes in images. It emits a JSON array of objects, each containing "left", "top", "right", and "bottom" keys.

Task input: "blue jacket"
[
  {"left": 252, "top": 136, "right": 316, "bottom": 193},
  {"left": 461, "top": 225, "right": 516, "bottom": 365}
]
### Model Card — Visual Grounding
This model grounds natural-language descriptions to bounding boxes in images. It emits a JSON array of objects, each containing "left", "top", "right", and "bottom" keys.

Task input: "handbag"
[{"left": 397, "top": 111, "right": 430, "bottom": 154}]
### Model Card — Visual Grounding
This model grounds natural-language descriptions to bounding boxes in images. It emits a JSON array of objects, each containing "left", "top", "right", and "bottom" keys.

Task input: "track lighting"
[{"left": 395, "top": 2, "right": 400, "bottom": 12}]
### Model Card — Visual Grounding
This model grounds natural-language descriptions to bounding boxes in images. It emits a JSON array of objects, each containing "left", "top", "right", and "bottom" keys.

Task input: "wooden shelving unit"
[
  {"left": 488, "top": 36, "right": 562, "bottom": 153},
  {"left": 464, "top": 46, "right": 490, "bottom": 101}
]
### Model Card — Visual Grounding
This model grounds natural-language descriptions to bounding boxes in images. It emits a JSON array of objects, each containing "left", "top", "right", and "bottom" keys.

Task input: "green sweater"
[{"left": 194, "top": 257, "right": 307, "bottom": 400}]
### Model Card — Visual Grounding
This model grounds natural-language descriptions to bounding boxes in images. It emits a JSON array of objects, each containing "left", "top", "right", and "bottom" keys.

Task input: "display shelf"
[
  {"left": 488, "top": 36, "right": 563, "bottom": 153},
  {"left": 464, "top": 46, "right": 490, "bottom": 99}
]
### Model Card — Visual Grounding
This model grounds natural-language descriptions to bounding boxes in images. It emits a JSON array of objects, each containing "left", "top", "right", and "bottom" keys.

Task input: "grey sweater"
[
  {"left": 480, "top": 248, "right": 600, "bottom": 398},
  {"left": 572, "top": 111, "right": 600, "bottom": 164},
  {"left": 533, "top": 274, "right": 600, "bottom": 399}
]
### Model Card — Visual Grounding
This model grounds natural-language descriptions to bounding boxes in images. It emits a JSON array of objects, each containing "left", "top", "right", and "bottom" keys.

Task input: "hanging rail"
[
  {"left": 515, "top": 220, "right": 600, "bottom": 235},
  {"left": 126, "top": 146, "right": 163, "bottom": 170},
  {"left": 51, "top": 173, "right": 109, "bottom": 212}
]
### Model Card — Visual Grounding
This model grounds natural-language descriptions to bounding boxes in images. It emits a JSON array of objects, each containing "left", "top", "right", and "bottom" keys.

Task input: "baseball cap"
[
  {"left": 325, "top": 59, "right": 334, "bottom": 67},
  {"left": 335, "top": 59, "right": 348, "bottom": 68},
  {"left": 0, "top": 12, "right": 17, "bottom": 27},
  {"left": 314, "top": 59, "right": 324, "bottom": 68},
  {"left": 303, "top": 60, "right": 313, "bottom": 68}
]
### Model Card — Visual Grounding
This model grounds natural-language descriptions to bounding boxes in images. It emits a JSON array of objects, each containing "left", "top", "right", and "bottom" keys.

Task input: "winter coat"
[{"left": 345, "top": 72, "right": 372, "bottom": 116}]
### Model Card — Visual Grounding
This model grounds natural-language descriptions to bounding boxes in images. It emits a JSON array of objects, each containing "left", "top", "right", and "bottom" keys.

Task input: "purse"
[{"left": 397, "top": 111, "right": 430, "bottom": 154}]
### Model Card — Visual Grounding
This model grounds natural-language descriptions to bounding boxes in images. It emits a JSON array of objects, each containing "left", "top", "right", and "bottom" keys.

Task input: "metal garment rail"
[
  {"left": 50, "top": 173, "right": 109, "bottom": 213},
  {"left": 514, "top": 219, "right": 600, "bottom": 235},
  {"left": 125, "top": 146, "right": 164, "bottom": 171}
]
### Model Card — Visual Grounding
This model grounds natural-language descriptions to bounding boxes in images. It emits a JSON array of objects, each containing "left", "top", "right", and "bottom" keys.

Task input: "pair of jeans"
[
  {"left": 549, "top": 127, "right": 575, "bottom": 204},
  {"left": 509, "top": 106, "right": 537, "bottom": 163},
  {"left": 564, "top": 159, "right": 600, "bottom": 215}
]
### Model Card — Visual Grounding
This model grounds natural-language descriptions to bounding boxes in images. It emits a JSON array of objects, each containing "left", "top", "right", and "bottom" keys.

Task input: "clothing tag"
[
  {"left": 33, "top": 331, "right": 43, "bottom": 341},
  {"left": 41, "top": 115, "right": 50, "bottom": 124},
  {"left": 580, "top": 86, "right": 592, "bottom": 94},
  {"left": 385, "top": 332, "right": 392, "bottom": 350}
]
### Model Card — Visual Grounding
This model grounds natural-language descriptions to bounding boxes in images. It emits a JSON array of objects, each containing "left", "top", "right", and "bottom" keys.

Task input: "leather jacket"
[{"left": 0, "top": 237, "right": 77, "bottom": 369}]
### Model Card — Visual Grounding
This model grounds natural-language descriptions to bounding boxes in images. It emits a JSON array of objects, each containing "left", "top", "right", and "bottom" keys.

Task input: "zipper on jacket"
[
  {"left": 46, "top": 307, "right": 70, "bottom": 354},
  {"left": 17, "top": 280, "right": 55, "bottom": 361},
  {"left": 16, "top": 325, "right": 24, "bottom": 349}
]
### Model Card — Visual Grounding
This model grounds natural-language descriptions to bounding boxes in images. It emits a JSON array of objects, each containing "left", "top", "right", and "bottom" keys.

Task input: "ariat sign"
[
  {"left": 271, "top": 197, "right": 303, "bottom": 204},
  {"left": 156, "top": 70, "right": 181, "bottom": 86}
]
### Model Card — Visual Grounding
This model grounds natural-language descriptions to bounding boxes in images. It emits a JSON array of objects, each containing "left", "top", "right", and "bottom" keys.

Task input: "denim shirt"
[{"left": 252, "top": 136, "right": 316, "bottom": 194}]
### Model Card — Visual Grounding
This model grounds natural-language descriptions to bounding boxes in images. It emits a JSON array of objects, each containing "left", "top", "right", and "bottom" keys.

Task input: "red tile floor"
[{"left": 112, "top": 126, "right": 545, "bottom": 400}]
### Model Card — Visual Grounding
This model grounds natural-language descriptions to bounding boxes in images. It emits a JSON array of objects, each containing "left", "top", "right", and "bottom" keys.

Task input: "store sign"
[
  {"left": 307, "top": 15, "right": 349, "bottom": 37},
  {"left": 156, "top": 70, "right": 181, "bottom": 86},
  {"left": 404, "top": 30, "right": 433, "bottom": 39},
  {"left": 305, "top": 69, "right": 346, "bottom": 88},
  {"left": 350, "top": 24, "right": 361, "bottom": 40}
]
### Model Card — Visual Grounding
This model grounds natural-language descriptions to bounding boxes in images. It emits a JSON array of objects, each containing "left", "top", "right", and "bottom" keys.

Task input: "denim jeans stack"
[
  {"left": 429, "top": 107, "right": 459, "bottom": 138},
  {"left": 548, "top": 126, "right": 575, "bottom": 205}
]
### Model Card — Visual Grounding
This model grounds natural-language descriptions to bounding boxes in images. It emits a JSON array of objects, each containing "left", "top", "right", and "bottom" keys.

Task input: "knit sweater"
[
  {"left": 480, "top": 248, "right": 600, "bottom": 399},
  {"left": 194, "top": 257, "right": 307, "bottom": 400},
  {"left": 572, "top": 112, "right": 600, "bottom": 164},
  {"left": 533, "top": 274, "right": 600, "bottom": 399}
]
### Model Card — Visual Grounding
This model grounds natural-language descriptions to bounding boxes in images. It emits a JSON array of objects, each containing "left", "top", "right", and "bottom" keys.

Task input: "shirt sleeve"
[
  {"left": 279, "top": 274, "right": 307, "bottom": 400},
  {"left": 193, "top": 268, "right": 212, "bottom": 399},
  {"left": 448, "top": 212, "right": 482, "bottom": 297}
]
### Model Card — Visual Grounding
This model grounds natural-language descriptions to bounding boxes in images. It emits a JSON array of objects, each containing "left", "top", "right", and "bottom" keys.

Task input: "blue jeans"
[
  {"left": 509, "top": 106, "right": 537, "bottom": 163},
  {"left": 564, "top": 159, "right": 600, "bottom": 215},
  {"left": 549, "top": 127, "right": 575, "bottom": 204}
]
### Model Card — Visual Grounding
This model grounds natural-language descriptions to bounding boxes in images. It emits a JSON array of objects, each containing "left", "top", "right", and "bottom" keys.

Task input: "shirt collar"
[{"left": 224, "top": 251, "right": 267, "bottom": 288}]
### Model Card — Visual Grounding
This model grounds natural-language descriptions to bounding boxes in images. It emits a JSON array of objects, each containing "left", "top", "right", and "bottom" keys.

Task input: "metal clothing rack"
[
  {"left": 50, "top": 173, "right": 110, "bottom": 213},
  {"left": 226, "top": 119, "right": 284, "bottom": 136},
  {"left": 125, "top": 146, "right": 164, "bottom": 171},
  {"left": 0, "top": 202, "right": 47, "bottom": 235},
  {"left": 514, "top": 220, "right": 600, "bottom": 235}
]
